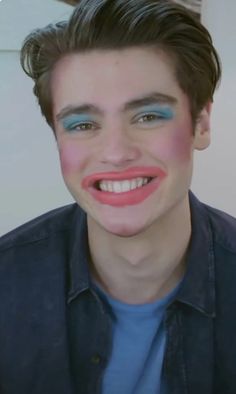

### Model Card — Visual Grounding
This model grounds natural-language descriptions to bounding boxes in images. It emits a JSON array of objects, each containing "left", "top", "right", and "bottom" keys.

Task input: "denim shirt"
[{"left": 0, "top": 191, "right": 236, "bottom": 394}]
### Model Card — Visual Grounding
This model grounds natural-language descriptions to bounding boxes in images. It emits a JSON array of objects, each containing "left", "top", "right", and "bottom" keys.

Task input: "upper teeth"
[{"left": 99, "top": 177, "right": 151, "bottom": 193}]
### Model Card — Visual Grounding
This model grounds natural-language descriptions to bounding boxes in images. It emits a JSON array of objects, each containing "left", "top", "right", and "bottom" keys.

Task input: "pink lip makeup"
[{"left": 82, "top": 167, "right": 166, "bottom": 207}]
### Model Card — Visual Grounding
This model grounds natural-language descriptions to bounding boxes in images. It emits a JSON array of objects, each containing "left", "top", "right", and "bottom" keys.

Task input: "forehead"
[{"left": 51, "top": 47, "right": 187, "bottom": 113}]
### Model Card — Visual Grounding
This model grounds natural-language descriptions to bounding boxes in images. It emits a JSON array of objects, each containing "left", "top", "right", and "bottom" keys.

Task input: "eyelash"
[
  {"left": 134, "top": 112, "right": 171, "bottom": 124},
  {"left": 64, "top": 121, "right": 98, "bottom": 133},
  {"left": 62, "top": 110, "right": 172, "bottom": 133}
]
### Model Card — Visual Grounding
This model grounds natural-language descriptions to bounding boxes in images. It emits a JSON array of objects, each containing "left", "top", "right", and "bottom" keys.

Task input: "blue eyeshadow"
[
  {"left": 137, "top": 105, "right": 174, "bottom": 119},
  {"left": 62, "top": 114, "right": 94, "bottom": 130}
]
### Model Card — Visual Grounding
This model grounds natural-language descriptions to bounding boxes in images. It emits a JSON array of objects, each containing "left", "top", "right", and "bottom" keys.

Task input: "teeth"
[
  {"left": 107, "top": 182, "right": 113, "bottom": 192},
  {"left": 99, "top": 177, "right": 152, "bottom": 193},
  {"left": 113, "top": 182, "right": 122, "bottom": 193},
  {"left": 137, "top": 178, "right": 144, "bottom": 188}
]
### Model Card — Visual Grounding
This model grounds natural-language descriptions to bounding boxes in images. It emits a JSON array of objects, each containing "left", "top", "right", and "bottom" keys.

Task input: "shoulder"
[
  {"left": 0, "top": 203, "right": 80, "bottom": 253},
  {"left": 202, "top": 202, "right": 236, "bottom": 254},
  {"left": 190, "top": 192, "right": 236, "bottom": 254}
]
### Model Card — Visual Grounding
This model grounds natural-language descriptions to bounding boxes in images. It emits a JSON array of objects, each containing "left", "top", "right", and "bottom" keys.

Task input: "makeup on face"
[
  {"left": 59, "top": 104, "right": 175, "bottom": 134},
  {"left": 61, "top": 114, "right": 98, "bottom": 133},
  {"left": 132, "top": 104, "right": 175, "bottom": 128},
  {"left": 81, "top": 166, "right": 167, "bottom": 207},
  {"left": 52, "top": 48, "right": 196, "bottom": 237},
  {"left": 56, "top": 91, "right": 177, "bottom": 133}
]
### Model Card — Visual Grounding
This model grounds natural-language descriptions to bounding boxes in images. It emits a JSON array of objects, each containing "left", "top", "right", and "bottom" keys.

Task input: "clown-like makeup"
[
  {"left": 62, "top": 114, "right": 98, "bottom": 133},
  {"left": 60, "top": 103, "right": 175, "bottom": 133},
  {"left": 132, "top": 105, "right": 174, "bottom": 128}
]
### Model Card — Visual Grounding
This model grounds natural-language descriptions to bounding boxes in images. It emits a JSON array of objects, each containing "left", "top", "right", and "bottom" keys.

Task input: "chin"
[
  {"left": 108, "top": 228, "right": 143, "bottom": 238},
  {"left": 101, "top": 220, "right": 147, "bottom": 238}
]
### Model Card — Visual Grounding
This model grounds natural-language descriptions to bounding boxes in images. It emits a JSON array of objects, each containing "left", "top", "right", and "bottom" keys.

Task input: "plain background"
[{"left": 0, "top": 0, "right": 236, "bottom": 236}]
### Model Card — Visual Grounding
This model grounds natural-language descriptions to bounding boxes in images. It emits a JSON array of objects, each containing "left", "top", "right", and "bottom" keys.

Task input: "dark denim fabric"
[{"left": 1, "top": 191, "right": 236, "bottom": 394}]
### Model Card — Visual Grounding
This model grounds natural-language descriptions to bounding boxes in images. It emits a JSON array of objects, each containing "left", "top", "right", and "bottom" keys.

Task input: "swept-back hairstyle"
[{"left": 21, "top": 0, "right": 221, "bottom": 129}]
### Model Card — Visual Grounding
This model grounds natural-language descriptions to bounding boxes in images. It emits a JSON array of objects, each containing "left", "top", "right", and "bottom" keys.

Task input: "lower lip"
[{"left": 87, "top": 177, "right": 164, "bottom": 207}]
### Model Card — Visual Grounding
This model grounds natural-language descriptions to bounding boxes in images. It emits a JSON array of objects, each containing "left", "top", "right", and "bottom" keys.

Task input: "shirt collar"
[
  {"left": 67, "top": 191, "right": 216, "bottom": 317},
  {"left": 176, "top": 191, "right": 216, "bottom": 317},
  {"left": 67, "top": 207, "right": 91, "bottom": 303}
]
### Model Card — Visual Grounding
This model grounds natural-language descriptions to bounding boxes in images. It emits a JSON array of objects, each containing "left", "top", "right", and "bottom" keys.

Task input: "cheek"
[
  {"left": 58, "top": 141, "right": 89, "bottom": 176},
  {"left": 150, "top": 127, "right": 193, "bottom": 163}
]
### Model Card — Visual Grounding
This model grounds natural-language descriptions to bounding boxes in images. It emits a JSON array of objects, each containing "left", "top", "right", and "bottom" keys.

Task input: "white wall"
[
  {"left": 0, "top": 0, "right": 72, "bottom": 50},
  {"left": 0, "top": 0, "right": 73, "bottom": 235},
  {"left": 0, "top": 0, "right": 236, "bottom": 235},
  {"left": 192, "top": 0, "right": 236, "bottom": 212}
]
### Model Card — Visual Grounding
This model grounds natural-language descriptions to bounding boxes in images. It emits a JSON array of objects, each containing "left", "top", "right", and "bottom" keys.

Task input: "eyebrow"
[{"left": 56, "top": 92, "right": 178, "bottom": 121}]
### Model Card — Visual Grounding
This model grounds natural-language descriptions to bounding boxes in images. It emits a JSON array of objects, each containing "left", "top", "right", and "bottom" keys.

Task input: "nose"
[{"left": 99, "top": 125, "right": 141, "bottom": 167}]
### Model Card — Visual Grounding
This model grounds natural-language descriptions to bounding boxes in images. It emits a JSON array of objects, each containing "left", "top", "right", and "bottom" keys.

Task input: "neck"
[{"left": 87, "top": 194, "right": 191, "bottom": 304}]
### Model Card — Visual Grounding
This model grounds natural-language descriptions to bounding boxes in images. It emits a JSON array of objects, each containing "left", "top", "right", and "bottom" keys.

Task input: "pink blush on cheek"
[
  {"left": 58, "top": 143, "right": 88, "bottom": 176},
  {"left": 169, "top": 130, "right": 193, "bottom": 161},
  {"left": 150, "top": 128, "right": 193, "bottom": 163}
]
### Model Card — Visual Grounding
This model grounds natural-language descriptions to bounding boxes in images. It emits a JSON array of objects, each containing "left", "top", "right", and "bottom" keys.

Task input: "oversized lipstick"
[{"left": 82, "top": 166, "right": 166, "bottom": 207}]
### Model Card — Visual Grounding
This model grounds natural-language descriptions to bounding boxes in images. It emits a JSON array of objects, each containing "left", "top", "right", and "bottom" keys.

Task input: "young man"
[{"left": 0, "top": 1, "right": 235, "bottom": 393}]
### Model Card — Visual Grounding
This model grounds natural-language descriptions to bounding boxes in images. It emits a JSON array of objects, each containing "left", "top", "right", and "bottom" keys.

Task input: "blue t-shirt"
[{"left": 94, "top": 283, "right": 180, "bottom": 394}]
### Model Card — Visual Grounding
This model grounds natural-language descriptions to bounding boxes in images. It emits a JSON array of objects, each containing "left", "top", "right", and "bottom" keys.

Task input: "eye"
[
  {"left": 69, "top": 122, "right": 95, "bottom": 131},
  {"left": 134, "top": 112, "right": 169, "bottom": 127},
  {"left": 137, "top": 113, "right": 164, "bottom": 123},
  {"left": 133, "top": 107, "right": 174, "bottom": 128},
  {"left": 62, "top": 120, "right": 98, "bottom": 133}
]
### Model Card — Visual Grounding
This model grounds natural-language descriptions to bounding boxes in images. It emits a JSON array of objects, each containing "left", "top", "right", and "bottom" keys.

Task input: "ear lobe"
[{"left": 194, "top": 103, "right": 212, "bottom": 151}]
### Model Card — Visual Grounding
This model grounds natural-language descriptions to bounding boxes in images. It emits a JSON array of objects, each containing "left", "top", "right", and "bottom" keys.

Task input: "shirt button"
[{"left": 91, "top": 354, "right": 101, "bottom": 365}]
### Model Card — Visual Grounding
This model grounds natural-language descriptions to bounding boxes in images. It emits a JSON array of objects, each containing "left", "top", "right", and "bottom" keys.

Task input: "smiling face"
[{"left": 51, "top": 47, "right": 210, "bottom": 236}]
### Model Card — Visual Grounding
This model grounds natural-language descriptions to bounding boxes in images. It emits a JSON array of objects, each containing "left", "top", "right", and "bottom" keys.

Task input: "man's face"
[{"left": 51, "top": 48, "right": 210, "bottom": 237}]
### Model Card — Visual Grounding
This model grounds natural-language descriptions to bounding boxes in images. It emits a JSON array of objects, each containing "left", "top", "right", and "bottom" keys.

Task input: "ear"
[{"left": 193, "top": 101, "right": 212, "bottom": 151}]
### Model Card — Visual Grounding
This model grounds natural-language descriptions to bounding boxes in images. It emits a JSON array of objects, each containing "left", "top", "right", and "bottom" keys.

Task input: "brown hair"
[{"left": 20, "top": 0, "right": 221, "bottom": 129}]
